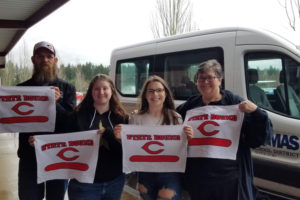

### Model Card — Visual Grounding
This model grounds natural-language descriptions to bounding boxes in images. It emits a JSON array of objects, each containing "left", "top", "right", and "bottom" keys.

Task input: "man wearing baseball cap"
[{"left": 17, "top": 41, "right": 76, "bottom": 200}]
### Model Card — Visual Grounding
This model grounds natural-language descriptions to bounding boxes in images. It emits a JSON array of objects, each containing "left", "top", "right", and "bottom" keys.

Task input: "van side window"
[
  {"left": 156, "top": 47, "right": 224, "bottom": 100},
  {"left": 116, "top": 58, "right": 152, "bottom": 96},
  {"left": 245, "top": 52, "right": 300, "bottom": 118}
]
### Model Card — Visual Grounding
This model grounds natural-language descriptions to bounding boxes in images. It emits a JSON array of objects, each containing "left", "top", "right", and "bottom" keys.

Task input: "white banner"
[
  {"left": 121, "top": 125, "right": 187, "bottom": 173},
  {"left": 184, "top": 105, "right": 244, "bottom": 160},
  {"left": 34, "top": 130, "right": 100, "bottom": 184},
  {"left": 0, "top": 86, "right": 56, "bottom": 133}
]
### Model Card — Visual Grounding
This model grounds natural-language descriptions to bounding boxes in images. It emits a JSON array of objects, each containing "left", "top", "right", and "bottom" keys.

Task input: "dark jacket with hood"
[
  {"left": 17, "top": 78, "right": 76, "bottom": 160},
  {"left": 176, "top": 89, "right": 273, "bottom": 200},
  {"left": 62, "top": 106, "right": 128, "bottom": 182}
]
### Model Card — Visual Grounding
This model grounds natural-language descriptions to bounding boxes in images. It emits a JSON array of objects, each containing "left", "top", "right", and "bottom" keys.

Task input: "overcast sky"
[{"left": 9, "top": 0, "right": 300, "bottom": 66}]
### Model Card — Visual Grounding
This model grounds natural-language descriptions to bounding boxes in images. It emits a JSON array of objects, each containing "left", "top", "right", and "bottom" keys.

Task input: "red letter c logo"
[
  {"left": 198, "top": 121, "right": 219, "bottom": 136},
  {"left": 142, "top": 141, "right": 164, "bottom": 154},
  {"left": 57, "top": 147, "right": 79, "bottom": 161}
]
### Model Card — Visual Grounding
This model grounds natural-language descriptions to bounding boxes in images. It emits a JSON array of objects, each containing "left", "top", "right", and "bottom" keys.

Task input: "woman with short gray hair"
[{"left": 177, "top": 59, "right": 273, "bottom": 200}]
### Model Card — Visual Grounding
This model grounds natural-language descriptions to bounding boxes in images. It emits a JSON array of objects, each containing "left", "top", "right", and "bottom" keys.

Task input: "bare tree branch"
[
  {"left": 296, "top": 0, "right": 300, "bottom": 17},
  {"left": 151, "top": 0, "right": 197, "bottom": 38},
  {"left": 278, "top": 0, "right": 300, "bottom": 31}
]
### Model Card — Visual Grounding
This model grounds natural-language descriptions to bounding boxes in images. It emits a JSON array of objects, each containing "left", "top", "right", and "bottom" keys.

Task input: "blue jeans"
[
  {"left": 138, "top": 172, "right": 182, "bottom": 200},
  {"left": 68, "top": 173, "right": 125, "bottom": 200},
  {"left": 18, "top": 158, "right": 68, "bottom": 200}
]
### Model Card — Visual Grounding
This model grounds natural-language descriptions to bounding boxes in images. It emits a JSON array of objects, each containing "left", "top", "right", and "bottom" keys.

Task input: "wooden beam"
[{"left": 0, "top": 20, "right": 26, "bottom": 29}]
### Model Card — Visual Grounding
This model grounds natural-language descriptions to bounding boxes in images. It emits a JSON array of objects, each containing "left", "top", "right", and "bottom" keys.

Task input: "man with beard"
[{"left": 17, "top": 41, "right": 76, "bottom": 200}]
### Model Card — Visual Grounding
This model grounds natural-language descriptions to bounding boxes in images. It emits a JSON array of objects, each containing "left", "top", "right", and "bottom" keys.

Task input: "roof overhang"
[{"left": 0, "top": 0, "right": 69, "bottom": 68}]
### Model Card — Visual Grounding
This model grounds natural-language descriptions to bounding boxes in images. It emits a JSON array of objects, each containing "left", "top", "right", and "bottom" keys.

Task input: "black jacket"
[
  {"left": 176, "top": 89, "right": 273, "bottom": 200},
  {"left": 17, "top": 78, "right": 76, "bottom": 159},
  {"left": 61, "top": 106, "right": 128, "bottom": 182}
]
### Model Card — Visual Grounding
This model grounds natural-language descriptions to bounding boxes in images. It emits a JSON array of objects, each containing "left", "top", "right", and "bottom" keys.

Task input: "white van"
[{"left": 109, "top": 27, "right": 300, "bottom": 199}]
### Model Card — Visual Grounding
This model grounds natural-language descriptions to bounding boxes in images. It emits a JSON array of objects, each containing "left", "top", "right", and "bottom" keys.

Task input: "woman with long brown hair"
[
  {"left": 115, "top": 75, "right": 193, "bottom": 200},
  {"left": 66, "top": 74, "right": 128, "bottom": 200}
]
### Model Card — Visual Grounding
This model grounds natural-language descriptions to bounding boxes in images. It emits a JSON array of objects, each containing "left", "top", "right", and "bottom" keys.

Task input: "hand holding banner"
[
  {"left": 0, "top": 86, "right": 55, "bottom": 133},
  {"left": 34, "top": 130, "right": 100, "bottom": 184},
  {"left": 184, "top": 105, "right": 244, "bottom": 160},
  {"left": 121, "top": 125, "right": 187, "bottom": 173}
]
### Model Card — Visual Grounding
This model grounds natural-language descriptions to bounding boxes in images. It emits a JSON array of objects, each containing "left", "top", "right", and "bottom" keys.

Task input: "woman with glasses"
[
  {"left": 176, "top": 59, "right": 273, "bottom": 200},
  {"left": 114, "top": 75, "right": 193, "bottom": 200}
]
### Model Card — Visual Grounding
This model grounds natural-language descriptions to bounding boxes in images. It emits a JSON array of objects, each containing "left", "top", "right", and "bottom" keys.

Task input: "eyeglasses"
[
  {"left": 198, "top": 76, "right": 219, "bottom": 82},
  {"left": 147, "top": 88, "right": 165, "bottom": 94}
]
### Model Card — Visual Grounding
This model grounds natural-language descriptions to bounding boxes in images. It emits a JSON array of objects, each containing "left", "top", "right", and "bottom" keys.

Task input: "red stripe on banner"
[
  {"left": 188, "top": 138, "right": 232, "bottom": 147},
  {"left": 130, "top": 155, "right": 179, "bottom": 162},
  {"left": 45, "top": 162, "right": 89, "bottom": 171},
  {"left": 0, "top": 116, "right": 48, "bottom": 123}
]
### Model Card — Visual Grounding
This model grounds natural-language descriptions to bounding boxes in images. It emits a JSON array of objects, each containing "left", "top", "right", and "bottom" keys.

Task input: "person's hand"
[
  {"left": 28, "top": 136, "right": 35, "bottom": 147},
  {"left": 183, "top": 125, "right": 193, "bottom": 140},
  {"left": 51, "top": 86, "right": 61, "bottom": 101},
  {"left": 114, "top": 124, "right": 122, "bottom": 140},
  {"left": 239, "top": 100, "right": 257, "bottom": 113}
]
